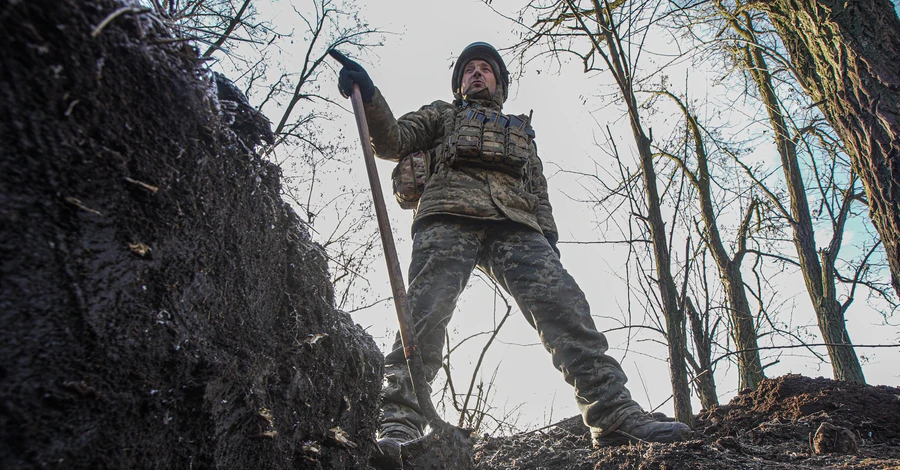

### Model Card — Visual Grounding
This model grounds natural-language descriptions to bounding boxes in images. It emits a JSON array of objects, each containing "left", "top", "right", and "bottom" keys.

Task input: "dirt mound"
[
  {"left": 0, "top": 1, "right": 381, "bottom": 468},
  {"left": 701, "top": 374, "right": 900, "bottom": 444},
  {"left": 474, "top": 375, "right": 900, "bottom": 469}
]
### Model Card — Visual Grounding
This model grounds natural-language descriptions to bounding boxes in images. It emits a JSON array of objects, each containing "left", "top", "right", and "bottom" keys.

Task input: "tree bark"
[
  {"left": 685, "top": 298, "right": 719, "bottom": 409},
  {"left": 760, "top": 0, "right": 900, "bottom": 300},
  {"left": 730, "top": 10, "right": 866, "bottom": 383}
]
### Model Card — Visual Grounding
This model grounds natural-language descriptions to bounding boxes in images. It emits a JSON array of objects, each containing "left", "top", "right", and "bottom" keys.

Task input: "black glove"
[
  {"left": 546, "top": 233, "right": 560, "bottom": 259},
  {"left": 329, "top": 49, "right": 375, "bottom": 103}
]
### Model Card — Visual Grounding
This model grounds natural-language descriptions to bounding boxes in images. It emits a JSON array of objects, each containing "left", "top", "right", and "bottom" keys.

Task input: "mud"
[
  {"left": 474, "top": 375, "right": 900, "bottom": 469},
  {"left": 0, "top": 0, "right": 381, "bottom": 468}
]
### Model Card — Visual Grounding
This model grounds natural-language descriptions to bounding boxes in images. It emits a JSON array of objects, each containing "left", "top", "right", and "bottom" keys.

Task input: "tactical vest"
[
  {"left": 445, "top": 106, "right": 533, "bottom": 177},
  {"left": 391, "top": 106, "right": 537, "bottom": 210}
]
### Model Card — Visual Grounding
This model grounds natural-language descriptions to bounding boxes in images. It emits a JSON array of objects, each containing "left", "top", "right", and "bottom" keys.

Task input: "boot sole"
[{"left": 592, "top": 428, "right": 691, "bottom": 447}]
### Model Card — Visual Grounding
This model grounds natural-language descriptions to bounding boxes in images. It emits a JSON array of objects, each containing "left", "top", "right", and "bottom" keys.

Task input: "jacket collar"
[{"left": 455, "top": 80, "right": 505, "bottom": 111}]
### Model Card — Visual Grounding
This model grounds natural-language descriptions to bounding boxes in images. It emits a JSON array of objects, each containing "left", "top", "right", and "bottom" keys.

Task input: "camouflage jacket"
[{"left": 363, "top": 87, "right": 558, "bottom": 241}]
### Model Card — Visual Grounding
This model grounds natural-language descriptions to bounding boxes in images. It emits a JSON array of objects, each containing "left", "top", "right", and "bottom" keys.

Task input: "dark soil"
[
  {"left": 0, "top": 0, "right": 381, "bottom": 468},
  {"left": 474, "top": 375, "right": 900, "bottom": 469}
]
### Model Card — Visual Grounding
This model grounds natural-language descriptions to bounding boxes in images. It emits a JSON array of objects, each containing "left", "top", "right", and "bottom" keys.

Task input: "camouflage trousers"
[{"left": 381, "top": 216, "right": 641, "bottom": 438}]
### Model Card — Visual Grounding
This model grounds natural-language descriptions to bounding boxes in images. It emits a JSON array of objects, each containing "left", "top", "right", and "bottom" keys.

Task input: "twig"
[
  {"left": 709, "top": 342, "right": 900, "bottom": 369},
  {"left": 458, "top": 286, "right": 513, "bottom": 428},
  {"left": 149, "top": 38, "right": 194, "bottom": 45},
  {"left": 560, "top": 238, "right": 652, "bottom": 245},
  {"left": 91, "top": 7, "right": 150, "bottom": 38},
  {"left": 345, "top": 297, "right": 392, "bottom": 314},
  {"left": 124, "top": 177, "right": 159, "bottom": 193},
  {"left": 64, "top": 196, "right": 102, "bottom": 216},
  {"left": 64, "top": 100, "right": 80, "bottom": 117},
  {"left": 202, "top": 0, "right": 252, "bottom": 58}
]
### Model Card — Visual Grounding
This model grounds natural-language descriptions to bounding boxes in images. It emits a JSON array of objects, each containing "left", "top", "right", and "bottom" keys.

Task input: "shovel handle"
[{"left": 337, "top": 54, "right": 442, "bottom": 426}]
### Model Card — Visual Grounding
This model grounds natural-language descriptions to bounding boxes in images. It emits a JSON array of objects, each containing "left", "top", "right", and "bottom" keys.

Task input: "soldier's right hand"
[
  {"left": 546, "top": 233, "right": 561, "bottom": 259},
  {"left": 329, "top": 49, "right": 375, "bottom": 103}
]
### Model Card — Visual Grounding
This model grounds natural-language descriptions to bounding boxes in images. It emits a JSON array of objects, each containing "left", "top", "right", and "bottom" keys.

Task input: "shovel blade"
[{"left": 400, "top": 423, "right": 474, "bottom": 470}]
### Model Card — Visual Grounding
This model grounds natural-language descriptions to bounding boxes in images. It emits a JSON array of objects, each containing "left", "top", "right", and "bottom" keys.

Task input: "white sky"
[{"left": 255, "top": 0, "right": 900, "bottom": 433}]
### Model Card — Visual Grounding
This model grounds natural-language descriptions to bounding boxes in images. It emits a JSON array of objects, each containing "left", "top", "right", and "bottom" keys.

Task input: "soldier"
[{"left": 336, "top": 42, "right": 691, "bottom": 459}]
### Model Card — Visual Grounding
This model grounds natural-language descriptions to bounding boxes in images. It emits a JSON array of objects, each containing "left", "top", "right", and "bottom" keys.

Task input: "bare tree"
[
  {"left": 654, "top": 89, "right": 766, "bottom": 390},
  {"left": 713, "top": 4, "right": 877, "bottom": 382},
  {"left": 754, "top": 0, "right": 900, "bottom": 300},
  {"left": 509, "top": 0, "right": 695, "bottom": 424},
  {"left": 142, "top": 0, "right": 274, "bottom": 63}
]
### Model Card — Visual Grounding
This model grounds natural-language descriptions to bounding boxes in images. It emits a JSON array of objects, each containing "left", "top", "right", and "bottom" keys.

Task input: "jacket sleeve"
[
  {"left": 528, "top": 142, "right": 558, "bottom": 242},
  {"left": 363, "top": 88, "right": 447, "bottom": 162}
]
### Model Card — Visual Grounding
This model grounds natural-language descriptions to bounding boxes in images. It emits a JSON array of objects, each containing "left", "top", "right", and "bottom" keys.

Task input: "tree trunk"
[
  {"left": 665, "top": 90, "right": 766, "bottom": 390},
  {"left": 734, "top": 12, "right": 866, "bottom": 383},
  {"left": 760, "top": 0, "right": 900, "bottom": 300},
  {"left": 583, "top": 0, "right": 695, "bottom": 425},
  {"left": 569, "top": 0, "right": 695, "bottom": 424},
  {"left": 685, "top": 298, "right": 719, "bottom": 409},
  {"left": 634, "top": 127, "right": 695, "bottom": 425},
  {"left": 818, "top": 247, "right": 867, "bottom": 383},
  {"left": 721, "top": 262, "right": 765, "bottom": 389}
]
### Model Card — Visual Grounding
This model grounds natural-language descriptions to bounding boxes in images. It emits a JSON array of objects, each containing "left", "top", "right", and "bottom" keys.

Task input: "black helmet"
[{"left": 452, "top": 42, "right": 510, "bottom": 99}]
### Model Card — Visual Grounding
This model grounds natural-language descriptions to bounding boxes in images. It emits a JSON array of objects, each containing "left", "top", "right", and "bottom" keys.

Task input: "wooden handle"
[{"left": 347, "top": 84, "right": 442, "bottom": 425}]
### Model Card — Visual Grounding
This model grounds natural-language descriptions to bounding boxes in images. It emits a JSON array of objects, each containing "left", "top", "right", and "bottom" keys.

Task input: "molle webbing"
[{"left": 445, "top": 107, "right": 533, "bottom": 177}]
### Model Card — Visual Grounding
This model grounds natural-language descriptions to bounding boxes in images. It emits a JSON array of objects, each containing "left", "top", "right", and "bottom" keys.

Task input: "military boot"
[
  {"left": 591, "top": 411, "right": 691, "bottom": 447},
  {"left": 370, "top": 424, "right": 421, "bottom": 469}
]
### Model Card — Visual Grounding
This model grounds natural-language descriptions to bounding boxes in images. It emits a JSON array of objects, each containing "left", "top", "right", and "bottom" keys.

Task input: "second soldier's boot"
[{"left": 591, "top": 410, "right": 691, "bottom": 447}]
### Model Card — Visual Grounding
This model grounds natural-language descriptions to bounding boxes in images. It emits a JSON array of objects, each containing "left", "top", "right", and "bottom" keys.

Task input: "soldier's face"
[{"left": 461, "top": 59, "right": 496, "bottom": 96}]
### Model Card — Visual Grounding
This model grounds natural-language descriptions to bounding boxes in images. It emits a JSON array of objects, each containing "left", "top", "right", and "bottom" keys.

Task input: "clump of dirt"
[
  {"left": 0, "top": 1, "right": 382, "bottom": 469},
  {"left": 474, "top": 375, "right": 900, "bottom": 469}
]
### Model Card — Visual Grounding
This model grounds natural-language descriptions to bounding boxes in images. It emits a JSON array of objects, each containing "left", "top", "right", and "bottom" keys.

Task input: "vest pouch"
[
  {"left": 391, "top": 151, "right": 428, "bottom": 210},
  {"left": 503, "top": 125, "right": 531, "bottom": 177},
  {"left": 481, "top": 118, "right": 507, "bottom": 164},
  {"left": 450, "top": 112, "right": 484, "bottom": 163}
]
